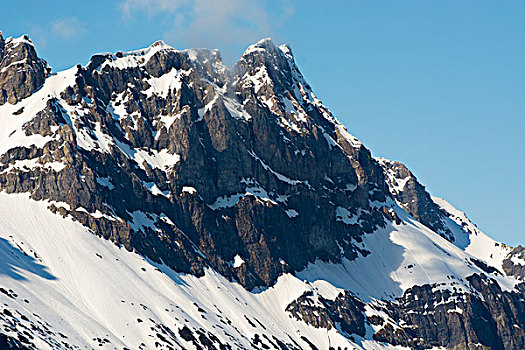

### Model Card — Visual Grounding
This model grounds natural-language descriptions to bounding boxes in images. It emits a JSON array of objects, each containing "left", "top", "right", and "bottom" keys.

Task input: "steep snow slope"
[
  {"left": 297, "top": 205, "right": 518, "bottom": 302},
  {"left": 431, "top": 196, "right": 512, "bottom": 274},
  {"left": 0, "top": 191, "right": 520, "bottom": 349},
  {"left": 376, "top": 157, "right": 514, "bottom": 273},
  {"left": 0, "top": 191, "right": 412, "bottom": 350}
]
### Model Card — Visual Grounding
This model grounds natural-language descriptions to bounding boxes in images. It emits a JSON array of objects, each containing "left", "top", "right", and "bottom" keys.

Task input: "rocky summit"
[{"left": 0, "top": 32, "right": 523, "bottom": 350}]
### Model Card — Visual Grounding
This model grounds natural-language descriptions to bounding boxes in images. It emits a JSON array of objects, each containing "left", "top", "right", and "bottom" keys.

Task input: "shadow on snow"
[{"left": 0, "top": 237, "right": 56, "bottom": 281}]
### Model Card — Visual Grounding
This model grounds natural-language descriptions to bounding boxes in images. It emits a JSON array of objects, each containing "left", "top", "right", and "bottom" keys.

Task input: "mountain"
[{"left": 0, "top": 32, "right": 523, "bottom": 350}]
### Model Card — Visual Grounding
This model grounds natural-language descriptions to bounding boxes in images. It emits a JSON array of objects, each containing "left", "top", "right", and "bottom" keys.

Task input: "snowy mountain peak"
[
  {"left": 5, "top": 34, "right": 35, "bottom": 47},
  {"left": 242, "top": 37, "right": 277, "bottom": 54},
  {"left": 0, "top": 33, "right": 524, "bottom": 350},
  {"left": 150, "top": 39, "right": 169, "bottom": 48},
  {"left": 238, "top": 37, "right": 295, "bottom": 71}
]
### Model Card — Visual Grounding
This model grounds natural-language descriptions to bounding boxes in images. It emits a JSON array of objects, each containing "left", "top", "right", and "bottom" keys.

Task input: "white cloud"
[
  {"left": 51, "top": 17, "right": 87, "bottom": 40},
  {"left": 184, "top": 0, "right": 271, "bottom": 46},
  {"left": 119, "top": 0, "right": 294, "bottom": 52}
]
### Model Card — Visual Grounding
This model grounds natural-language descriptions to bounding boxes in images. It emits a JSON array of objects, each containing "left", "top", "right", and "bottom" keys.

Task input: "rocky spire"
[
  {"left": 376, "top": 158, "right": 455, "bottom": 242},
  {"left": 0, "top": 33, "right": 51, "bottom": 105},
  {"left": 234, "top": 38, "right": 295, "bottom": 91},
  {"left": 0, "top": 31, "right": 5, "bottom": 62}
]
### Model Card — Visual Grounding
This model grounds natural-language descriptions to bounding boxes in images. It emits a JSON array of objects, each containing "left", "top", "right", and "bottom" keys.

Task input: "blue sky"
[{"left": 2, "top": 1, "right": 524, "bottom": 245}]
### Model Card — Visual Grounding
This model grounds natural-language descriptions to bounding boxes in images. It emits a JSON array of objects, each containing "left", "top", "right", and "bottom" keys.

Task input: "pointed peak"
[
  {"left": 132, "top": 40, "right": 175, "bottom": 55},
  {"left": 7, "top": 34, "right": 35, "bottom": 48},
  {"left": 241, "top": 37, "right": 279, "bottom": 57},
  {"left": 255, "top": 37, "right": 275, "bottom": 47},
  {"left": 149, "top": 40, "right": 171, "bottom": 50},
  {"left": 240, "top": 38, "right": 296, "bottom": 64},
  {"left": 0, "top": 33, "right": 49, "bottom": 105}
]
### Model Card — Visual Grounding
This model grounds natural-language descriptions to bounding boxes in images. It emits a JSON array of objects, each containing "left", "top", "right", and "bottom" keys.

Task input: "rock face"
[
  {"left": 0, "top": 33, "right": 5, "bottom": 60},
  {"left": 286, "top": 290, "right": 366, "bottom": 337},
  {"left": 377, "top": 158, "right": 457, "bottom": 242},
  {"left": 503, "top": 246, "right": 525, "bottom": 280},
  {"left": 372, "top": 275, "right": 525, "bottom": 350},
  {"left": 283, "top": 274, "right": 525, "bottom": 350},
  {"left": 0, "top": 37, "right": 389, "bottom": 290},
  {"left": 0, "top": 33, "right": 524, "bottom": 349},
  {"left": 0, "top": 33, "right": 51, "bottom": 105}
]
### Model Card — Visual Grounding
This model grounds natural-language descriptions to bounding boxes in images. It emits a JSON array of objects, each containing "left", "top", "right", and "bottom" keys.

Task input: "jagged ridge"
[{"left": 0, "top": 34, "right": 389, "bottom": 290}]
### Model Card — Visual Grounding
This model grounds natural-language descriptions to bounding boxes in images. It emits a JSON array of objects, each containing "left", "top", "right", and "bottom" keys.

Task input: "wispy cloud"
[
  {"left": 120, "top": 0, "right": 189, "bottom": 18},
  {"left": 119, "top": 0, "right": 294, "bottom": 53},
  {"left": 26, "top": 24, "right": 49, "bottom": 48},
  {"left": 51, "top": 17, "right": 87, "bottom": 40}
]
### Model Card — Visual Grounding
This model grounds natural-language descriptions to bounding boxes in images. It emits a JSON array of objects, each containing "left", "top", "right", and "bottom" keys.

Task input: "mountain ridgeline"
[
  {"left": 0, "top": 34, "right": 388, "bottom": 289},
  {"left": 0, "top": 32, "right": 524, "bottom": 350}
]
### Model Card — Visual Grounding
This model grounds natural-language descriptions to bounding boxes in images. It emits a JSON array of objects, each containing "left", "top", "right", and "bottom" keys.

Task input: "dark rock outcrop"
[
  {"left": 377, "top": 158, "right": 456, "bottom": 242},
  {"left": 503, "top": 246, "right": 525, "bottom": 280},
  {"left": 0, "top": 32, "right": 5, "bottom": 61},
  {"left": 373, "top": 274, "right": 525, "bottom": 350},
  {"left": 0, "top": 33, "right": 50, "bottom": 105},
  {"left": 286, "top": 290, "right": 366, "bottom": 337}
]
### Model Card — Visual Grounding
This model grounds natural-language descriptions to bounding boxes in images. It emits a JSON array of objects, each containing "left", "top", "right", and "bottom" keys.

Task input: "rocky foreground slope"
[{"left": 0, "top": 32, "right": 523, "bottom": 349}]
